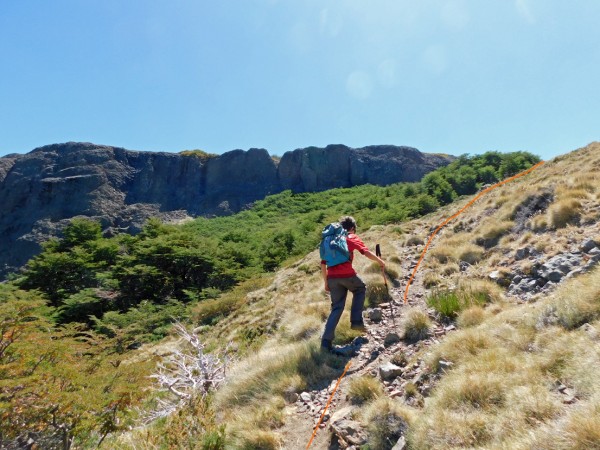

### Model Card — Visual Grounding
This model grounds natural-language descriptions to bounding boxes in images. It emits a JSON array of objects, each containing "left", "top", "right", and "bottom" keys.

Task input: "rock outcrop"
[{"left": 0, "top": 142, "right": 453, "bottom": 278}]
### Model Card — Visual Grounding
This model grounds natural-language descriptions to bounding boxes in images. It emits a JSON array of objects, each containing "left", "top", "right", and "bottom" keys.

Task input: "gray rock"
[
  {"left": 384, "top": 333, "right": 401, "bottom": 347},
  {"left": 284, "top": 390, "right": 299, "bottom": 404},
  {"left": 379, "top": 362, "right": 403, "bottom": 381},
  {"left": 438, "top": 360, "right": 454, "bottom": 371},
  {"left": 543, "top": 281, "right": 555, "bottom": 290},
  {"left": 278, "top": 144, "right": 452, "bottom": 192},
  {"left": 558, "top": 262, "right": 573, "bottom": 274},
  {"left": 459, "top": 261, "right": 470, "bottom": 272},
  {"left": 367, "top": 308, "right": 383, "bottom": 322},
  {"left": 330, "top": 406, "right": 355, "bottom": 423},
  {"left": 330, "top": 419, "right": 367, "bottom": 446},
  {"left": 566, "top": 268, "right": 584, "bottom": 278},
  {"left": 412, "top": 371, "right": 427, "bottom": 386},
  {"left": 488, "top": 270, "right": 502, "bottom": 281},
  {"left": 392, "top": 436, "right": 407, "bottom": 450},
  {"left": 546, "top": 271, "right": 563, "bottom": 282},
  {"left": 515, "top": 247, "right": 530, "bottom": 260},
  {"left": 579, "top": 323, "right": 599, "bottom": 339},
  {"left": 512, "top": 190, "right": 554, "bottom": 233},
  {"left": 581, "top": 239, "right": 598, "bottom": 253},
  {"left": 333, "top": 345, "right": 358, "bottom": 357},
  {"left": 300, "top": 392, "right": 313, "bottom": 402}
]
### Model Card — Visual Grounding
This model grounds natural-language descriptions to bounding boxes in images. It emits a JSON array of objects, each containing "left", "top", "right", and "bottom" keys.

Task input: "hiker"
[{"left": 320, "top": 216, "right": 385, "bottom": 351}]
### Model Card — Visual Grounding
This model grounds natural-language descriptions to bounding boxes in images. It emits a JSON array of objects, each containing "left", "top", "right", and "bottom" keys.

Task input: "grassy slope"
[
  {"left": 220, "top": 145, "right": 600, "bottom": 449},
  {"left": 107, "top": 143, "right": 599, "bottom": 449},
  {"left": 407, "top": 142, "right": 600, "bottom": 450}
]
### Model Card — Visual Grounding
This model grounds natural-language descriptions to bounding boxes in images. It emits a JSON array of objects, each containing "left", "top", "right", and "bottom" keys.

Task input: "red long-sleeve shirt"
[{"left": 321, "top": 233, "right": 369, "bottom": 278}]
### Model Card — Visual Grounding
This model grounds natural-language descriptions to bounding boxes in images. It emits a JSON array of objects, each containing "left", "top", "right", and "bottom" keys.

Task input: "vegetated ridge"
[{"left": 0, "top": 142, "right": 452, "bottom": 279}]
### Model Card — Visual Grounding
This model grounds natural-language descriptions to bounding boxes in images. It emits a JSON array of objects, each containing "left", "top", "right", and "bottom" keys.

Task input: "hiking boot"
[
  {"left": 321, "top": 339, "right": 333, "bottom": 351},
  {"left": 350, "top": 322, "right": 367, "bottom": 332}
]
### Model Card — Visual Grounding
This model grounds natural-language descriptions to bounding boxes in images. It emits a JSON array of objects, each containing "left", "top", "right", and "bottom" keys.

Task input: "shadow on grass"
[{"left": 295, "top": 339, "right": 367, "bottom": 391}]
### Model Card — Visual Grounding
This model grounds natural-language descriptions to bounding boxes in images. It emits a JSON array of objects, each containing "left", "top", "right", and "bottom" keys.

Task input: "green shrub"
[
  {"left": 428, "top": 284, "right": 494, "bottom": 320},
  {"left": 427, "top": 290, "right": 462, "bottom": 318}
]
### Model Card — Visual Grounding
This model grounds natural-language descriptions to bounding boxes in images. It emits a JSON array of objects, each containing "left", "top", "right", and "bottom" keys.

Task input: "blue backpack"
[{"left": 320, "top": 223, "right": 350, "bottom": 267}]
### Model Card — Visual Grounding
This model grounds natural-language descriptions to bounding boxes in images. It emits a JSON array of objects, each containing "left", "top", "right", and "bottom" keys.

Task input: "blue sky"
[{"left": 1, "top": 1, "right": 599, "bottom": 161}]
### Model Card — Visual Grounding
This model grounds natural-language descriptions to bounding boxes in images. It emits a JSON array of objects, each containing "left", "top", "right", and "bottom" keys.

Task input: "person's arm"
[
  {"left": 363, "top": 249, "right": 385, "bottom": 268},
  {"left": 321, "top": 262, "right": 329, "bottom": 292},
  {"left": 348, "top": 234, "right": 385, "bottom": 268}
]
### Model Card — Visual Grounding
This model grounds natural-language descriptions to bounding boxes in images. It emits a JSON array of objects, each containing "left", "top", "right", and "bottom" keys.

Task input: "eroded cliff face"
[
  {"left": 0, "top": 142, "right": 453, "bottom": 277},
  {"left": 278, "top": 144, "right": 450, "bottom": 191}
]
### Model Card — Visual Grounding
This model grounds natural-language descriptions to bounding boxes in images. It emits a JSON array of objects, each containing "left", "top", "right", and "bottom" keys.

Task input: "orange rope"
[
  {"left": 306, "top": 360, "right": 352, "bottom": 449},
  {"left": 403, "top": 161, "right": 545, "bottom": 304}
]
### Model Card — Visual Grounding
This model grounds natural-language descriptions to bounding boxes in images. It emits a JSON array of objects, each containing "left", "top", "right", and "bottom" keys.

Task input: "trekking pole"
[{"left": 375, "top": 244, "right": 396, "bottom": 328}]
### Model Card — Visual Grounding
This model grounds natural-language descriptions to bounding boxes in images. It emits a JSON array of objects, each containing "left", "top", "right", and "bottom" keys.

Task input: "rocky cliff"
[{"left": 0, "top": 142, "right": 452, "bottom": 277}]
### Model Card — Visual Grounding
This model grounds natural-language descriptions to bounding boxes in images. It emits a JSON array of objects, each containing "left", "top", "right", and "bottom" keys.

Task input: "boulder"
[{"left": 379, "top": 362, "right": 403, "bottom": 381}]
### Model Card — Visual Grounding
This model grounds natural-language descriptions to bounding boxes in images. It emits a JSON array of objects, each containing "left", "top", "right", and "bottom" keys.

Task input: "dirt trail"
[{"left": 280, "top": 227, "right": 450, "bottom": 449}]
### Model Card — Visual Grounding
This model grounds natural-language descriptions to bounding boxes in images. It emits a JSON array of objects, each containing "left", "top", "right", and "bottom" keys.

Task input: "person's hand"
[
  {"left": 379, "top": 259, "right": 386, "bottom": 268},
  {"left": 324, "top": 282, "right": 330, "bottom": 292}
]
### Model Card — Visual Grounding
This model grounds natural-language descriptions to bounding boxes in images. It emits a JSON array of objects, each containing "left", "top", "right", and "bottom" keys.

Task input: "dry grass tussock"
[
  {"left": 365, "top": 261, "right": 401, "bottom": 281},
  {"left": 456, "top": 305, "right": 487, "bottom": 328},
  {"left": 365, "top": 279, "right": 392, "bottom": 306},
  {"left": 410, "top": 267, "right": 600, "bottom": 449},
  {"left": 473, "top": 220, "right": 514, "bottom": 248},
  {"left": 548, "top": 198, "right": 583, "bottom": 229},
  {"left": 539, "top": 264, "right": 600, "bottom": 329},
  {"left": 361, "top": 397, "right": 414, "bottom": 450},
  {"left": 423, "top": 271, "right": 442, "bottom": 288},
  {"left": 401, "top": 308, "right": 432, "bottom": 342},
  {"left": 428, "top": 233, "right": 485, "bottom": 266},
  {"left": 348, "top": 375, "right": 384, "bottom": 404}
]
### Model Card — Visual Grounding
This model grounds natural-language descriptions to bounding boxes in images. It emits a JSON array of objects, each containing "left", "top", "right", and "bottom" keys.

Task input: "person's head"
[{"left": 339, "top": 216, "right": 357, "bottom": 233}]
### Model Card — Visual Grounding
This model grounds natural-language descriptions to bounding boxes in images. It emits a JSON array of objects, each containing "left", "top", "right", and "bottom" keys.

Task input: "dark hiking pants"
[{"left": 322, "top": 276, "right": 366, "bottom": 343}]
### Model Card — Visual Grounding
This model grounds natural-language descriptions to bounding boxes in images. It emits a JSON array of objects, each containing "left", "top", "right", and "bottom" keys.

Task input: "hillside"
[
  {"left": 119, "top": 142, "right": 599, "bottom": 449},
  {"left": 0, "top": 142, "right": 452, "bottom": 279},
  {"left": 5, "top": 146, "right": 599, "bottom": 449}
]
